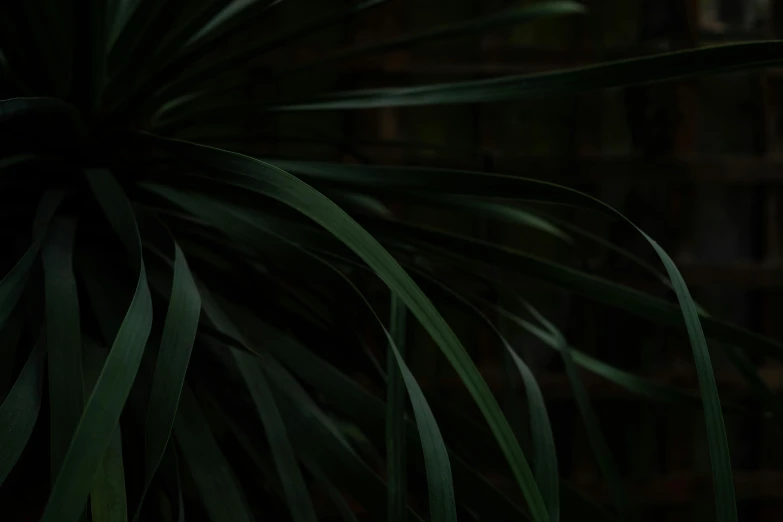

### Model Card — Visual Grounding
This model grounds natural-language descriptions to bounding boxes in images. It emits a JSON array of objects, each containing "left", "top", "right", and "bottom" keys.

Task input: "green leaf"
[
  {"left": 106, "top": 0, "right": 137, "bottom": 48},
  {"left": 641, "top": 234, "right": 737, "bottom": 522},
  {"left": 174, "top": 383, "right": 255, "bottom": 522},
  {"left": 200, "top": 322, "right": 534, "bottom": 522},
  {"left": 387, "top": 294, "right": 408, "bottom": 522},
  {"left": 136, "top": 218, "right": 200, "bottom": 519},
  {"left": 277, "top": 1, "right": 584, "bottom": 78},
  {"left": 200, "top": 292, "right": 317, "bottom": 522},
  {"left": 83, "top": 341, "right": 128, "bottom": 522},
  {"left": 184, "top": 0, "right": 286, "bottom": 51},
  {"left": 399, "top": 265, "right": 560, "bottom": 522},
  {"left": 489, "top": 304, "right": 747, "bottom": 416},
  {"left": 234, "top": 349, "right": 319, "bottom": 522},
  {"left": 139, "top": 135, "right": 550, "bottom": 522},
  {"left": 526, "top": 304, "right": 628, "bottom": 518},
  {"left": 43, "top": 217, "right": 83, "bottom": 482},
  {"left": 150, "top": 0, "right": 389, "bottom": 102},
  {"left": 0, "top": 331, "right": 45, "bottom": 486},
  {"left": 202, "top": 353, "right": 399, "bottom": 521},
  {"left": 181, "top": 144, "right": 736, "bottom": 519},
  {"left": 107, "top": 0, "right": 167, "bottom": 75},
  {"left": 0, "top": 316, "right": 23, "bottom": 393},
  {"left": 41, "top": 169, "right": 153, "bottom": 522},
  {"left": 0, "top": 97, "right": 81, "bottom": 155},
  {"left": 361, "top": 215, "right": 780, "bottom": 359},
  {"left": 142, "top": 443, "right": 186, "bottom": 522},
  {"left": 0, "top": 190, "right": 65, "bottom": 331},
  {"left": 205, "top": 290, "right": 316, "bottom": 522},
  {"left": 268, "top": 41, "right": 783, "bottom": 109},
  {"left": 179, "top": 204, "right": 455, "bottom": 522},
  {"left": 154, "top": 188, "right": 459, "bottom": 522}
]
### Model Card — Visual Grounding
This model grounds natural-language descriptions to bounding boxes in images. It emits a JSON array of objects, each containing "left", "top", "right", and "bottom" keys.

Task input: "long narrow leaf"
[
  {"left": 0, "top": 190, "right": 65, "bottom": 330},
  {"left": 41, "top": 169, "right": 153, "bottom": 522},
  {"left": 0, "top": 331, "right": 45, "bottom": 485},
  {"left": 269, "top": 41, "right": 783, "bottom": 109},
  {"left": 197, "top": 292, "right": 318, "bottom": 522},
  {"left": 154, "top": 0, "right": 388, "bottom": 99},
  {"left": 139, "top": 135, "right": 550, "bottom": 522},
  {"left": 174, "top": 384, "right": 255, "bottom": 522},
  {"left": 642, "top": 235, "right": 737, "bottom": 522},
  {"left": 487, "top": 303, "right": 747, "bottom": 416},
  {"left": 0, "top": 315, "right": 23, "bottom": 392},
  {"left": 153, "top": 188, "right": 460, "bottom": 521},
  {"left": 83, "top": 341, "right": 128, "bottom": 522},
  {"left": 527, "top": 305, "right": 628, "bottom": 518},
  {"left": 43, "top": 217, "right": 83, "bottom": 481},
  {"left": 235, "top": 350, "right": 320, "bottom": 522},
  {"left": 188, "top": 145, "right": 737, "bottom": 519},
  {"left": 135, "top": 218, "right": 200, "bottom": 520},
  {"left": 277, "top": 2, "right": 584, "bottom": 78},
  {"left": 387, "top": 294, "right": 408, "bottom": 522},
  {"left": 398, "top": 264, "right": 560, "bottom": 522}
]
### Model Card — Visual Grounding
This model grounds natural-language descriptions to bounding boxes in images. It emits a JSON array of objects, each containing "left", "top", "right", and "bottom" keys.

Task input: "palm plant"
[{"left": 1, "top": 1, "right": 782, "bottom": 521}]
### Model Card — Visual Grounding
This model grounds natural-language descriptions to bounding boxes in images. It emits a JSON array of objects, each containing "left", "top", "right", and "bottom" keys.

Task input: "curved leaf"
[
  {"left": 83, "top": 341, "right": 128, "bottom": 522},
  {"left": 43, "top": 216, "right": 83, "bottom": 481},
  {"left": 269, "top": 41, "right": 783, "bottom": 110},
  {"left": 527, "top": 304, "right": 628, "bottom": 518},
  {"left": 387, "top": 294, "right": 408, "bottom": 522},
  {"left": 174, "top": 383, "right": 255, "bottom": 522},
  {"left": 0, "top": 331, "right": 45, "bottom": 486},
  {"left": 276, "top": 1, "right": 584, "bottom": 78},
  {"left": 199, "top": 294, "right": 318, "bottom": 522},
  {"left": 135, "top": 217, "right": 201, "bottom": 520},
  {"left": 41, "top": 169, "right": 153, "bottom": 522},
  {"left": 139, "top": 135, "right": 550, "bottom": 522}
]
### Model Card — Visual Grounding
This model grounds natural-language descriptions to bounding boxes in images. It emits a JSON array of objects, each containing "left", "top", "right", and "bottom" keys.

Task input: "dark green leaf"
[
  {"left": 269, "top": 41, "right": 783, "bottom": 109},
  {"left": 641, "top": 234, "right": 737, "bottom": 522},
  {"left": 0, "top": 316, "right": 23, "bottom": 393},
  {"left": 490, "top": 303, "right": 747, "bottom": 416},
  {"left": 41, "top": 169, "right": 153, "bottom": 522},
  {"left": 83, "top": 341, "right": 128, "bottom": 522},
  {"left": 277, "top": 1, "right": 584, "bottom": 78},
  {"left": 137, "top": 220, "right": 200, "bottom": 519},
  {"left": 43, "top": 217, "right": 83, "bottom": 481},
  {"left": 0, "top": 190, "right": 65, "bottom": 331},
  {"left": 526, "top": 304, "right": 628, "bottom": 518},
  {"left": 174, "top": 384, "right": 255, "bottom": 522},
  {"left": 150, "top": 0, "right": 389, "bottom": 102},
  {"left": 387, "top": 294, "right": 408, "bottom": 522},
  {"left": 200, "top": 291, "right": 318, "bottom": 522},
  {"left": 234, "top": 349, "right": 319, "bottom": 522},
  {"left": 0, "top": 331, "right": 45, "bottom": 485},
  {"left": 139, "top": 135, "right": 550, "bottom": 522}
]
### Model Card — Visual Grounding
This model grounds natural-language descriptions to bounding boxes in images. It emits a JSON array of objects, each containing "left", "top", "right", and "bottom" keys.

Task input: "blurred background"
[{"left": 232, "top": 0, "right": 783, "bottom": 520}]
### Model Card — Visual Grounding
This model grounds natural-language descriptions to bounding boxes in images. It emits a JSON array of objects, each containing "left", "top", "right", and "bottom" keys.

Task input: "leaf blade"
[
  {"left": 43, "top": 216, "right": 83, "bottom": 482},
  {"left": 83, "top": 341, "right": 128, "bottom": 522},
  {"left": 137, "top": 222, "right": 201, "bottom": 517},
  {"left": 41, "top": 169, "right": 153, "bottom": 522},
  {"left": 0, "top": 332, "right": 46, "bottom": 486},
  {"left": 140, "top": 136, "right": 550, "bottom": 522},
  {"left": 387, "top": 294, "right": 408, "bottom": 522},
  {"left": 268, "top": 41, "right": 783, "bottom": 110},
  {"left": 174, "top": 383, "right": 255, "bottom": 522}
]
